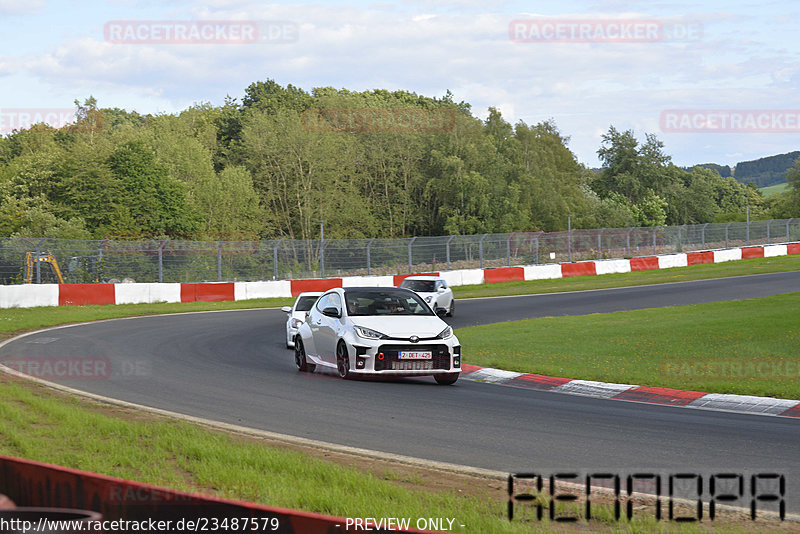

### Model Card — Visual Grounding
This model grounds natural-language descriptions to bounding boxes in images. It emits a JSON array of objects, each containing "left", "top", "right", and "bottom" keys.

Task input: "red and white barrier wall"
[{"left": 2, "top": 243, "right": 798, "bottom": 309}]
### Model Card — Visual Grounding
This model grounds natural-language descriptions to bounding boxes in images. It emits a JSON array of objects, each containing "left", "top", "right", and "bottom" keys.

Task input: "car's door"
[
  {"left": 306, "top": 293, "right": 329, "bottom": 358},
  {"left": 439, "top": 280, "right": 453, "bottom": 309},
  {"left": 317, "top": 292, "right": 343, "bottom": 363}
]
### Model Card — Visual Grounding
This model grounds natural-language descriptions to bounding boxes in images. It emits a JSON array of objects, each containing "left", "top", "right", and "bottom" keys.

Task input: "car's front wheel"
[
  {"left": 447, "top": 299, "right": 455, "bottom": 317},
  {"left": 295, "top": 338, "right": 315, "bottom": 372},
  {"left": 434, "top": 372, "right": 459, "bottom": 385},
  {"left": 336, "top": 341, "right": 350, "bottom": 379}
]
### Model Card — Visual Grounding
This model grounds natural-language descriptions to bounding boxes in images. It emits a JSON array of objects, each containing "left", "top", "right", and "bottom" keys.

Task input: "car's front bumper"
[{"left": 345, "top": 338, "right": 461, "bottom": 376}]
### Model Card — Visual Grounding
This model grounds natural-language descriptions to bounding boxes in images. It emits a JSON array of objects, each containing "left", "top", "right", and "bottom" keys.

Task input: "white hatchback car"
[
  {"left": 281, "top": 292, "right": 322, "bottom": 349},
  {"left": 293, "top": 287, "right": 461, "bottom": 385},
  {"left": 398, "top": 275, "right": 455, "bottom": 317}
]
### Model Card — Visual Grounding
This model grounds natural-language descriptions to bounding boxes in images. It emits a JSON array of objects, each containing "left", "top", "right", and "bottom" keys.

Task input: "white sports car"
[
  {"left": 293, "top": 287, "right": 461, "bottom": 385},
  {"left": 398, "top": 275, "right": 455, "bottom": 317},
  {"left": 281, "top": 292, "right": 322, "bottom": 348}
]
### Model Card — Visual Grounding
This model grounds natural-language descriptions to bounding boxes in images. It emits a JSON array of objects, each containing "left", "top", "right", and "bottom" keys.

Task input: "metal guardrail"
[{"left": 1, "top": 218, "right": 797, "bottom": 284}]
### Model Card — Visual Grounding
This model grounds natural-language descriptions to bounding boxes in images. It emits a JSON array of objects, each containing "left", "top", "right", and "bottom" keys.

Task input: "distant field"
[{"left": 760, "top": 182, "right": 789, "bottom": 195}]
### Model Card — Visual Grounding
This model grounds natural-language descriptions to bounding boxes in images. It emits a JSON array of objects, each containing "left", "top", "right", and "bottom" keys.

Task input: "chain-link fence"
[{"left": 2, "top": 218, "right": 798, "bottom": 284}]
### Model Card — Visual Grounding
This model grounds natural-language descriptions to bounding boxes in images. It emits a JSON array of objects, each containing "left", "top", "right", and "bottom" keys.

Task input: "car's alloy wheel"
[
  {"left": 336, "top": 342, "right": 350, "bottom": 379},
  {"left": 295, "top": 339, "right": 315, "bottom": 372},
  {"left": 447, "top": 299, "right": 455, "bottom": 317},
  {"left": 434, "top": 372, "right": 459, "bottom": 385}
]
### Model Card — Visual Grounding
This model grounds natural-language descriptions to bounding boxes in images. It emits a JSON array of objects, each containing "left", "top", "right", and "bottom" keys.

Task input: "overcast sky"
[{"left": 1, "top": 0, "right": 798, "bottom": 168}]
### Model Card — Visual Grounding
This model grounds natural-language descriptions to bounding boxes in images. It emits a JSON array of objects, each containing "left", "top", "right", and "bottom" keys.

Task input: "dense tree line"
[
  {"left": 732, "top": 151, "right": 800, "bottom": 188},
  {"left": 1, "top": 81, "right": 797, "bottom": 241}
]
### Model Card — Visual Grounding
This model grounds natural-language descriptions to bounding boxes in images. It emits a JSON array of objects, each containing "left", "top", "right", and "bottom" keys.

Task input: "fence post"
[
  {"left": 788, "top": 218, "right": 794, "bottom": 242},
  {"left": 446, "top": 235, "right": 454, "bottom": 270},
  {"left": 366, "top": 238, "right": 375, "bottom": 275},
  {"left": 701, "top": 223, "right": 709, "bottom": 249},
  {"left": 408, "top": 237, "right": 417, "bottom": 272},
  {"left": 98, "top": 238, "right": 108, "bottom": 282},
  {"left": 35, "top": 238, "right": 45, "bottom": 284},
  {"left": 652, "top": 228, "right": 657, "bottom": 255},
  {"left": 506, "top": 233, "right": 512, "bottom": 266},
  {"left": 217, "top": 241, "right": 223, "bottom": 281},
  {"left": 479, "top": 234, "right": 488, "bottom": 268},
  {"left": 273, "top": 239, "right": 283, "bottom": 280},
  {"left": 766, "top": 219, "right": 772, "bottom": 244},
  {"left": 535, "top": 231, "right": 543, "bottom": 264},
  {"left": 725, "top": 222, "right": 732, "bottom": 248},
  {"left": 626, "top": 227, "right": 633, "bottom": 255},
  {"left": 157, "top": 239, "right": 169, "bottom": 283},
  {"left": 597, "top": 229, "right": 603, "bottom": 259}
]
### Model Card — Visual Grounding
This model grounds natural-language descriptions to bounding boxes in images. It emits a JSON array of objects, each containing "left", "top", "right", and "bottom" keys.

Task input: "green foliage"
[{"left": 1, "top": 83, "right": 792, "bottom": 242}]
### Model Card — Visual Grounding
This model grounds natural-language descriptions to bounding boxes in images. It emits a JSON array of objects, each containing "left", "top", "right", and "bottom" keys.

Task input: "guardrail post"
[
  {"left": 725, "top": 221, "right": 732, "bottom": 248},
  {"left": 445, "top": 235, "right": 455, "bottom": 270},
  {"left": 366, "top": 237, "right": 375, "bottom": 275},
  {"left": 35, "top": 238, "right": 45, "bottom": 284},
  {"left": 157, "top": 239, "right": 169, "bottom": 283},
  {"left": 479, "top": 233, "right": 488, "bottom": 268},
  {"left": 217, "top": 240, "right": 223, "bottom": 281},
  {"left": 408, "top": 236, "right": 417, "bottom": 272}
]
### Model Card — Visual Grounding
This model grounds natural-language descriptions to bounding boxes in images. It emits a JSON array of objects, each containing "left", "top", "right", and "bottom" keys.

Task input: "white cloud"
[
  {"left": 0, "top": 0, "right": 45, "bottom": 15},
  {"left": 7, "top": 2, "right": 800, "bottom": 165}
]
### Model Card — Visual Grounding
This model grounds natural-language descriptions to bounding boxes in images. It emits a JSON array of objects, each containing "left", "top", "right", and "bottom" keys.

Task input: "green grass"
[
  {"left": 457, "top": 292, "right": 800, "bottom": 399},
  {"left": 760, "top": 182, "right": 789, "bottom": 196},
  {"left": 0, "top": 375, "right": 697, "bottom": 533},
  {"left": 453, "top": 254, "right": 800, "bottom": 298}
]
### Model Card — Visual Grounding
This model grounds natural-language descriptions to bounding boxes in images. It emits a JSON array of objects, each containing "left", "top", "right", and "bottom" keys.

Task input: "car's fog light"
[{"left": 453, "top": 356, "right": 461, "bottom": 368}]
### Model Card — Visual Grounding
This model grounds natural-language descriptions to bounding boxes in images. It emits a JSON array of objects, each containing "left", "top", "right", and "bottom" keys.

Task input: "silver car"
[
  {"left": 281, "top": 292, "right": 322, "bottom": 349},
  {"left": 398, "top": 276, "right": 455, "bottom": 317}
]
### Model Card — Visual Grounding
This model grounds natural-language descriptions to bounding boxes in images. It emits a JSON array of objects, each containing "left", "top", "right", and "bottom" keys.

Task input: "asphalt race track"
[{"left": 2, "top": 271, "right": 800, "bottom": 514}]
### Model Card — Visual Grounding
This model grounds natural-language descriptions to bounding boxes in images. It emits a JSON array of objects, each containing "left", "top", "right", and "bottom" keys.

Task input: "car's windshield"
[
  {"left": 399, "top": 279, "right": 436, "bottom": 293},
  {"left": 344, "top": 290, "right": 433, "bottom": 316},
  {"left": 295, "top": 296, "right": 319, "bottom": 312}
]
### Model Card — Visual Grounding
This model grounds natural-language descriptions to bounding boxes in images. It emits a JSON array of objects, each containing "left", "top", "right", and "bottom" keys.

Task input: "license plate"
[
  {"left": 398, "top": 351, "right": 432, "bottom": 360},
  {"left": 391, "top": 360, "right": 433, "bottom": 371}
]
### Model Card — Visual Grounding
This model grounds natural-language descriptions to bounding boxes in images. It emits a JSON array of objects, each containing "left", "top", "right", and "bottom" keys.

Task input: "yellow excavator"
[{"left": 25, "top": 252, "right": 65, "bottom": 284}]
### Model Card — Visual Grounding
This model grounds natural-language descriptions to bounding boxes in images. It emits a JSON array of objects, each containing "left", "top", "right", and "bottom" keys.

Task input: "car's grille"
[{"left": 374, "top": 344, "right": 451, "bottom": 371}]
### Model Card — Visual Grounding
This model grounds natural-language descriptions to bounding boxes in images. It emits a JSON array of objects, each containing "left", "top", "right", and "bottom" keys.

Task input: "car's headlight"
[
  {"left": 354, "top": 326, "right": 387, "bottom": 340},
  {"left": 290, "top": 318, "right": 303, "bottom": 329},
  {"left": 436, "top": 326, "right": 452, "bottom": 339}
]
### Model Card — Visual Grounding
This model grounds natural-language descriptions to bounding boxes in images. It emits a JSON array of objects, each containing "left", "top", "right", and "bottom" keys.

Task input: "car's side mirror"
[
  {"left": 281, "top": 306, "right": 292, "bottom": 313},
  {"left": 322, "top": 306, "right": 341, "bottom": 318},
  {"left": 434, "top": 306, "right": 447, "bottom": 317},
  {"left": 437, "top": 287, "right": 445, "bottom": 293}
]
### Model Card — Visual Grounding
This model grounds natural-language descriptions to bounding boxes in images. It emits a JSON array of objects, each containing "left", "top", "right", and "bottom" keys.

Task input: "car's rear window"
[
  {"left": 399, "top": 279, "right": 436, "bottom": 292},
  {"left": 344, "top": 290, "right": 433, "bottom": 316},
  {"left": 295, "top": 296, "right": 319, "bottom": 312}
]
